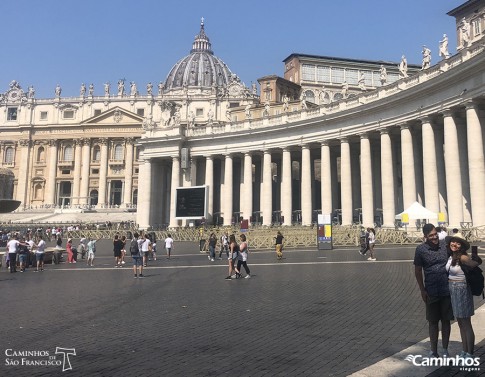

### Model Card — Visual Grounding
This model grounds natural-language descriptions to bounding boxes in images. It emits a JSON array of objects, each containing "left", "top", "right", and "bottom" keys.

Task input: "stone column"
[
  {"left": 400, "top": 124, "right": 416, "bottom": 210},
  {"left": 223, "top": 154, "right": 233, "bottom": 226},
  {"left": 16, "top": 140, "right": 31, "bottom": 208},
  {"left": 465, "top": 103, "right": 485, "bottom": 226},
  {"left": 205, "top": 155, "right": 214, "bottom": 223},
  {"left": 79, "top": 139, "right": 91, "bottom": 205},
  {"left": 262, "top": 150, "right": 273, "bottom": 226},
  {"left": 46, "top": 140, "right": 58, "bottom": 206},
  {"left": 320, "top": 141, "right": 332, "bottom": 216},
  {"left": 380, "top": 129, "right": 396, "bottom": 227},
  {"left": 360, "top": 134, "right": 374, "bottom": 227},
  {"left": 137, "top": 159, "right": 152, "bottom": 229},
  {"left": 123, "top": 138, "right": 134, "bottom": 207},
  {"left": 340, "top": 138, "right": 353, "bottom": 225},
  {"left": 97, "top": 138, "right": 109, "bottom": 207},
  {"left": 190, "top": 157, "right": 198, "bottom": 185},
  {"left": 72, "top": 140, "right": 82, "bottom": 206},
  {"left": 169, "top": 156, "right": 181, "bottom": 228},
  {"left": 242, "top": 152, "right": 253, "bottom": 222},
  {"left": 420, "top": 117, "right": 440, "bottom": 213},
  {"left": 281, "top": 147, "right": 292, "bottom": 225},
  {"left": 443, "top": 110, "right": 463, "bottom": 227},
  {"left": 301, "top": 144, "right": 312, "bottom": 226}
]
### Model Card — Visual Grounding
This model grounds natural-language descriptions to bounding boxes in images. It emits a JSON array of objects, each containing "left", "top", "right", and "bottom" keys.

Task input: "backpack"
[
  {"left": 130, "top": 239, "right": 140, "bottom": 256},
  {"left": 462, "top": 265, "right": 485, "bottom": 297}
]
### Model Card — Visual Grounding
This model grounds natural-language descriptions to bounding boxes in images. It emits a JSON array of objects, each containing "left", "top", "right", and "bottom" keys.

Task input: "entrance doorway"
[{"left": 110, "top": 180, "right": 123, "bottom": 206}]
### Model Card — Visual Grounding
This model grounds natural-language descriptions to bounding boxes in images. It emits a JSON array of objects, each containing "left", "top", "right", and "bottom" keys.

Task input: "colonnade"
[{"left": 138, "top": 102, "right": 485, "bottom": 229}]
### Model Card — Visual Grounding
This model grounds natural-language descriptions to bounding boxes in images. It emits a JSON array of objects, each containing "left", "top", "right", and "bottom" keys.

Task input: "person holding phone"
[{"left": 446, "top": 233, "right": 482, "bottom": 358}]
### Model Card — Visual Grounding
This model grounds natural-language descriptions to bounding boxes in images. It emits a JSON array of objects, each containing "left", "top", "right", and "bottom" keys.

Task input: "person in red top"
[{"left": 66, "top": 238, "right": 76, "bottom": 263}]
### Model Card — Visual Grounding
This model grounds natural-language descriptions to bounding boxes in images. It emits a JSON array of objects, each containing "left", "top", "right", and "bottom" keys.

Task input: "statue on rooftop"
[
  {"left": 379, "top": 65, "right": 387, "bottom": 86},
  {"left": 439, "top": 34, "right": 450, "bottom": 59},
  {"left": 421, "top": 45, "right": 431, "bottom": 70},
  {"left": 89, "top": 83, "right": 94, "bottom": 96},
  {"left": 461, "top": 17, "right": 470, "bottom": 47},
  {"left": 399, "top": 55, "right": 408, "bottom": 78},
  {"left": 80, "top": 83, "right": 86, "bottom": 97},
  {"left": 55, "top": 84, "right": 62, "bottom": 97}
]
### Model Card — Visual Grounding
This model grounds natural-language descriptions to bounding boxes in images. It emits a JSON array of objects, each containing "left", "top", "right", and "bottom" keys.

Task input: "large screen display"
[{"left": 175, "top": 186, "right": 207, "bottom": 219}]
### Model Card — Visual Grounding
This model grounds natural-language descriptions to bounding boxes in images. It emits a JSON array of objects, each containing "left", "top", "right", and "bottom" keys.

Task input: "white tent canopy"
[{"left": 395, "top": 201, "right": 438, "bottom": 220}]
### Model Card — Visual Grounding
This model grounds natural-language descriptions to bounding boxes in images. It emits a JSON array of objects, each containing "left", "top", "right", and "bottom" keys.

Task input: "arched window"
[
  {"left": 113, "top": 144, "right": 123, "bottom": 160},
  {"left": 132, "top": 189, "right": 138, "bottom": 205},
  {"left": 90, "top": 190, "right": 99, "bottom": 206},
  {"left": 4, "top": 147, "right": 14, "bottom": 164},
  {"left": 92, "top": 145, "right": 101, "bottom": 161},
  {"left": 37, "top": 147, "right": 45, "bottom": 162},
  {"left": 34, "top": 183, "right": 43, "bottom": 200},
  {"left": 63, "top": 145, "right": 73, "bottom": 161},
  {"left": 333, "top": 92, "right": 343, "bottom": 102},
  {"left": 305, "top": 90, "right": 315, "bottom": 104}
]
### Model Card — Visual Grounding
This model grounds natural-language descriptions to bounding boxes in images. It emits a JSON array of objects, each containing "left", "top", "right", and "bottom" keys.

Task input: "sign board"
[
  {"left": 317, "top": 214, "right": 332, "bottom": 250},
  {"left": 175, "top": 185, "right": 207, "bottom": 219},
  {"left": 438, "top": 212, "right": 446, "bottom": 224},
  {"left": 240, "top": 219, "right": 249, "bottom": 233},
  {"left": 401, "top": 213, "right": 409, "bottom": 225}
]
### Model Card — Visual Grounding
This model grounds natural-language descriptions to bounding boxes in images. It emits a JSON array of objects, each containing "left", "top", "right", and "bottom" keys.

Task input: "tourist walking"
[
  {"left": 34, "top": 235, "right": 46, "bottom": 272},
  {"left": 113, "top": 234, "right": 124, "bottom": 267},
  {"left": 414, "top": 223, "right": 452, "bottom": 358},
  {"left": 66, "top": 238, "right": 76, "bottom": 263},
  {"left": 17, "top": 237, "right": 29, "bottom": 272},
  {"left": 164, "top": 234, "right": 174, "bottom": 260},
  {"left": 275, "top": 231, "right": 284, "bottom": 260},
  {"left": 446, "top": 233, "right": 482, "bottom": 358},
  {"left": 234, "top": 233, "right": 251, "bottom": 279},
  {"left": 130, "top": 232, "right": 144, "bottom": 278},
  {"left": 86, "top": 237, "right": 98, "bottom": 267},
  {"left": 6, "top": 234, "right": 19, "bottom": 273},
  {"left": 219, "top": 232, "right": 229, "bottom": 260},
  {"left": 367, "top": 228, "right": 376, "bottom": 261},
  {"left": 208, "top": 233, "right": 217, "bottom": 262},
  {"left": 225, "top": 234, "right": 238, "bottom": 280},
  {"left": 141, "top": 233, "right": 151, "bottom": 267}
]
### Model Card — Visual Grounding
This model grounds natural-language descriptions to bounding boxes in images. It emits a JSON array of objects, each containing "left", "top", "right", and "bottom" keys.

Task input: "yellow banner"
[{"left": 402, "top": 213, "right": 409, "bottom": 224}]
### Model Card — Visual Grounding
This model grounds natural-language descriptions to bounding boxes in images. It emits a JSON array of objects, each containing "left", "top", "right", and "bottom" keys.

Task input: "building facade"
[{"left": 2, "top": 1, "right": 485, "bottom": 230}]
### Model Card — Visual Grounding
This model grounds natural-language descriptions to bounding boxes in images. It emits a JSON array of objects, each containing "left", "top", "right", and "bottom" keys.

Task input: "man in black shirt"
[{"left": 414, "top": 223, "right": 453, "bottom": 358}]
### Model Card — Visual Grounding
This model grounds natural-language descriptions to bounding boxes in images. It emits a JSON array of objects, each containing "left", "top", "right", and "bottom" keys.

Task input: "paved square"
[{"left": 1, "top": 240, "right": 484, "bottom": 376}]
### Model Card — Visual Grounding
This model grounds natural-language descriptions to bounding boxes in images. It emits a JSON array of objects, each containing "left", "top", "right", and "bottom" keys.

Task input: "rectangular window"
[
  {"left": 473, "top": 19, "right": 481, "bottom": 36},
  {"left": 91, "top": 169, "right": 99, "bottom": 175},
  {"left": 331, "top": 68, "right": 344, "bottom": 84},
  {"left": 134, "top": 168, "right": 139, "bottom": 174},
  {"left": 63, "top": 110, "right": 74, "bottom": 119},
  {"left": 94, "top": 109, "right": 101, "bottom": 116},
  {"left": 136, "top": 108, "right": 145, "bottom": 116},
  {"left": 229, "top": 102, "right": 239, "bottom": 108},
  {"left": 316, "top": 66, "right": 330, "bottom": 82},
  {"left": 7, "top": 108, "right": 17, "bottom": 121},
  {"left": 40, "top": 111, "right": 48, "bottom": 120},
  {"left": 61, "top": 170, "right": 70, "bottom": 175},
  {"left": 346, "top": 69, "right": 358, "bottom": 85},
  {"left": 302, "top": 64, "right": 316, "bottom": 81},
  {"left": 196, "top": 108, "right": 203, "bottom": 116}
]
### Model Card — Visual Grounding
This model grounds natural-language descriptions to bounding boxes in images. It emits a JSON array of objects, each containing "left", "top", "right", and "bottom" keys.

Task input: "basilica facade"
[{"left": 2, "top": 1, "right": 485, "bottom": 230}]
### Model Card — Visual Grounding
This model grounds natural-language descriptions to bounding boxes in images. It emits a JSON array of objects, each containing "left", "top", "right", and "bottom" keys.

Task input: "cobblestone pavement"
[{"left": 1, "top": 240, "right": 484, "bottom": 376}]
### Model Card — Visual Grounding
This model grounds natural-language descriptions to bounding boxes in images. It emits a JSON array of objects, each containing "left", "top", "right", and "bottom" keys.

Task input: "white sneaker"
[
  {"left": 210, "top": 258, "right": 214, "bottom": 262},
  {"left": 208, "top": 255, "right": 211, "bottom": 260},
  {"left": 367, "top": 257, "right": 373, "bottom": 261},
  {"left": 244, "top": 274, "right": 251, "bottom": 279}
]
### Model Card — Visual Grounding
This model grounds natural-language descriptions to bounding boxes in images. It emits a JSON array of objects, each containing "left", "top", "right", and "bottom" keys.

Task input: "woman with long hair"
[
  {"left": 225, "top": 234, "right": 238, "bottom": 280},
  {"left": 234, "top": 234, "right": 251, "bottom": 279},
  {"left": 367, "top": 228, "right": 376, "bottom": 261},
  {"left": 446, "top": 233, "right": 482, "bottom": 358}
]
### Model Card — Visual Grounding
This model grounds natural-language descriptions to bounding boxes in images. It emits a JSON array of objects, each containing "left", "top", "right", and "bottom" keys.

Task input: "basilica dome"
[{"left": 163, "top": 20, "right": 233, "bottom": 92}]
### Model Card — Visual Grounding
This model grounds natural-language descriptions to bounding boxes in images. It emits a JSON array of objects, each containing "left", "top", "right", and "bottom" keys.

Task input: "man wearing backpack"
[{"left": 131, "top": 232, "right": 144, "bottom": 278}]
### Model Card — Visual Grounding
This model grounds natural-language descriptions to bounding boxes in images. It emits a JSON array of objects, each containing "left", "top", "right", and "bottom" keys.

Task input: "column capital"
[
  {"left": 399, "top": 123, "right": 411, "bottom": 131},
  {"left": 18, "top": 139, "right": 31, "bottom": 147},
  {"left": 379, "top": 127, "right": 391, "bottom": 135},
  {"left": 418, "top": 115, "right": 432, "bottom": 125},
  {"left": 320, "top": 140, "right": 329, "bottom": 147},
  {"left": 204, "top": 155, "right": 214, "bottom": 160},
  {"left": 339, "top": 137, "right": 349, "bottom": 144},
  {"left": 359, "top": 132, "right": 369, "bottom": 140},
  {"left": 224, "top": 153, "right": 233, "bottom": 159},
  {"left": 48, "top": 139, "right": 58, "bottom": 147},
  {"left": 440, "top": 108, "right": 454, "bottom": 118},
  {"left": 74, "top": 139, "right": 83, "bottom": 146},
  {"left": 81, "top": 138, "right": 91, "bottom": 146},
  {"left": 99, "top": 138, "right": 109, "bottom": 145},
  {"left": 126, "top": 137, "right": 136, "bottom": 145},
  {"left": 464, "top": 100, "right": 478, "bottom": 111}
]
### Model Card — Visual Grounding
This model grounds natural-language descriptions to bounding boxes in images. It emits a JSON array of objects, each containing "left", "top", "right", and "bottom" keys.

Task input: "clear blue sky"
[{"left": 1, "top": 0, "right": 463, "bottom": 98}]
